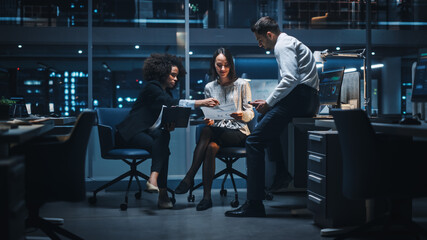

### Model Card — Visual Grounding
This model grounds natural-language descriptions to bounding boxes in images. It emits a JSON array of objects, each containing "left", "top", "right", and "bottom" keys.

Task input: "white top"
[
  {"left": 266, "top": 33, "right": 319, "bottom": 107},
  {"left": 204, "top": 78, "right": 254, "bottom": 135}
]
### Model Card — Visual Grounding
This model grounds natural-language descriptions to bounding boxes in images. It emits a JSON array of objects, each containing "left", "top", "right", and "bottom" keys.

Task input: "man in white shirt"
[{"left": 225, "top": 16, "right": 320, "bottom": 217}]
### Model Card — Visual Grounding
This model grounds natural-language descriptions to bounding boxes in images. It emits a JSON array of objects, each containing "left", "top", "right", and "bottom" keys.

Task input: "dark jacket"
[{"left": 116, "top": 81, "right": 179, "bottom": 142}]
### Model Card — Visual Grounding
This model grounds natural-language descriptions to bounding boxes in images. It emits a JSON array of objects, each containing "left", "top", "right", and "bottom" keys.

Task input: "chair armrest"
[{"left": 98, "top": 124, "right": 115, "bottom": 154}]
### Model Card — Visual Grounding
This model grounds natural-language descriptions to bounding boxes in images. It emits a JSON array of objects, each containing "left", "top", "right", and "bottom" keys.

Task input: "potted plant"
[{"left": 0, "top": 97, "right": 15, "bottom": 120}]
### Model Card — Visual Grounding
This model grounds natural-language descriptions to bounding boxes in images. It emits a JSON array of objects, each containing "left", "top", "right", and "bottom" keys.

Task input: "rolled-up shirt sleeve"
[
  {"left": 179, "top": 99, "right": 196, "bottom": 109},
  {"left": 241, "top": 81, "right": 254, "bottom": 123},
  {"left": 266, "top": 38, "right": 299, "bottom": 107}
]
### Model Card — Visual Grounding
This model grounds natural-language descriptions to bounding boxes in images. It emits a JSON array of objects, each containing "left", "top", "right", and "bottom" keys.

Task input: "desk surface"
[
  {"left": 315, "top": 119, "right": 427, "bottom": 138},
  {"left": 0, "top": 120, "right": 54, "bottom": 144}
]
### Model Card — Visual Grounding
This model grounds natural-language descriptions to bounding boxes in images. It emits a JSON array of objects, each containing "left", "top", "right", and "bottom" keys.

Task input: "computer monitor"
[
  {"left": 9, "top": 96, "right": 29, "bottom": 118},
  {"left": 318, "top": 68, "right": 345, "bottom": 107},
  {"left": 411, "top": 49, "right": 427, "bottom": 102}
]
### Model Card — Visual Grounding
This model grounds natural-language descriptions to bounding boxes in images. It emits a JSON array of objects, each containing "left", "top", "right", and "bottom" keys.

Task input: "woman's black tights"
[{"left": 183, "top": 126, "right": 219, "bottom": 200}]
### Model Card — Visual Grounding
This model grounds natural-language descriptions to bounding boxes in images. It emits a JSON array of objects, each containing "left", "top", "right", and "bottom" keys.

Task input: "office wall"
[{"left": 86, "top": 125, "right": 247, "bottom": 182}]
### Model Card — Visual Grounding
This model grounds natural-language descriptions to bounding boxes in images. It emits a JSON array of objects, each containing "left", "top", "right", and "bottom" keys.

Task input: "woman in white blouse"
[{"left": 175, "top": 48, "right": 254, "bottom": 211}]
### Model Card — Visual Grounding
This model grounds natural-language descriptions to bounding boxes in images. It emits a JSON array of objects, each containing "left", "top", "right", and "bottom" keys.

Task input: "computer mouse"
[{"left": 399, "top": 117, "right": 421, "bottom": 125}]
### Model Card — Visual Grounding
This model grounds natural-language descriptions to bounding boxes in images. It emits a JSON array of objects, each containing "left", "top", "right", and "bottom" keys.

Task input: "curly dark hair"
[
  {"left": 142, "top": 53, "right": 186, "bottom": 86},
  {"left": 251, "top": 16, "right": 280, "bottom": 36},
  {"left": 209, "top": 47, "right": 237, "bottom": 82}
]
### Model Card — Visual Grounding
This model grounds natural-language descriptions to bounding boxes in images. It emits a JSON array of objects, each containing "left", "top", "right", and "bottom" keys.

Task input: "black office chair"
[
  {"left": 323, "top": 109, "right": 427, "bottom": 239},
  {"left": 24, "top": 110, "right": 96, "bottom": 240},
  {"left": 89, "top": 108, "right": 175, "bottom": 211},
  {"left": 187, "top": 111, "right": 259, "bottom": 207}
]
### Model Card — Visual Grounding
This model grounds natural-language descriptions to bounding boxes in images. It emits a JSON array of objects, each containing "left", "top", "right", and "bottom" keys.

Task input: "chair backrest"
[
  {"left": 96, "top": 108, "right": 131, "bottom": 156},
  {"left": 330, "top": 109, "right": 380, "bottom": 199},
  {"left": 63, "top": 110, "right": 96, "bottom": 201}
]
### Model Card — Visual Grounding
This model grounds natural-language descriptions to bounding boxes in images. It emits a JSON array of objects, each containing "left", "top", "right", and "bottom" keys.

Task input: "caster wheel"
[
  {"left": 265, "top": 192, "right": 274, "bottom": 201},
  {"left": 187, "top": 195, "right": 195, "bottom": 202},
  {"left": 120, "top": 203, "right": 128, "bottom": 211},
  {"left": 230, "top": 200, "right": 239, "bottom": 208},
  {"left": 220, "top": 189, "right": 227, "bottom": 196},
  {"left": 135, "top": 192, "right": 142, "bottom": 199},
  {"left": 88, "top": 196, "right": 97, "bottom": 205},
  {"left": 170, "top": 197, "right": 176, "bottom": 205}
]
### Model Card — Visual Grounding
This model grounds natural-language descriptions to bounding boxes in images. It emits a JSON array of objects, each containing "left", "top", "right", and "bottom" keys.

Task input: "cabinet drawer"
[
  {"left": 307, "top": 172, "right": 326, "bottom": 196},
  {"left": 307, "top": 133, "right": 326, "bottom": 154},
  {"left": 307, "top": 191, "right": 325, "bottom": 217},
  {"left": 307, "top": 152, "right": 326, "bottom": 175}
]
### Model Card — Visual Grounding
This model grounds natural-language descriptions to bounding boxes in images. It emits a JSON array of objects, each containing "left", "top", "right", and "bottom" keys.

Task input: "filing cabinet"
[
  {"left": 306, "top": 131, "right": 365, "bottom": 228},
  {"left": 0, "top": 155, "right": 26, "bottom": 240}
]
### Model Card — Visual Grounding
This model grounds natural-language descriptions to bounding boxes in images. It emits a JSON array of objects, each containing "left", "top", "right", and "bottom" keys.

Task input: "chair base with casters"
[
  {"left": 187, "top": 148, "right": 246, "bottom": 208},
  {"left": 88, "top": 151, "right": 176, "bottom": 211},
  {"left": 26, "top": 207, "right": 84, "bottom": 240}
]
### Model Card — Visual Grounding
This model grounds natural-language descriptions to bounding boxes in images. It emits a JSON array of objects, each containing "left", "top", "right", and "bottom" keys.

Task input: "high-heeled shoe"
[
  {"left": 174, "top": 179, "right": 193, "bottom": 194},
  {"left": 145, "top": 181, "right": 159, "bottom": 193}
]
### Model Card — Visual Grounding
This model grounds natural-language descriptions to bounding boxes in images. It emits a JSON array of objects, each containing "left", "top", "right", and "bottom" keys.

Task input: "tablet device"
[{"left": 161, "top": 106, "right": 191, "bottom": 128}]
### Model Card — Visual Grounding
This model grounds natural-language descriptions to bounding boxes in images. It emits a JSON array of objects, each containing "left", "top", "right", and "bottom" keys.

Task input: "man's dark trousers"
[{"left": 246, "top": 84, "right": 319, "bottom": 200}]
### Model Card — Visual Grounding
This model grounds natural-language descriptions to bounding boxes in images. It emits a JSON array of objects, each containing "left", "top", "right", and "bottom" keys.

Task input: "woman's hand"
[
  {"left": 204, "top": 118, "right": 214, "bottom": 126},
  {"left": 195, "top": 98, "right": 220, "bottom": 107},
  {"left": 164, "top": 122, "right": 176, "bottom": 132},
  {"left": 230, "top": 112, "right": 243, "bottom": 121}
]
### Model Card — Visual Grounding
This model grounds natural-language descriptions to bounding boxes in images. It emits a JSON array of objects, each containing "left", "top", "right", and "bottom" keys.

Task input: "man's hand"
[
  {"left": 249, "top": 100, "right": 271, "bottom": 115},
  {"left": 204, "top": 118, "right": 214, "bottom": 126},
  {"left": 230, "top": 112, "right": 243, "bottom": 121}
]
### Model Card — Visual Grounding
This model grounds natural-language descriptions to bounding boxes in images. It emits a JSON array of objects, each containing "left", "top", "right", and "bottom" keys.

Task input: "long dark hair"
[
  {"left": 209, "top": 47, "right": 237, "bottom": 82},
  {"left": 143, "top": 53, "right": 186, "bottom": 87}
]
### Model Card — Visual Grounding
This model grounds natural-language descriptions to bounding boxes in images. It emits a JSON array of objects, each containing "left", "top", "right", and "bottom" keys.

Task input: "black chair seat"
[
  {"left": 105, "top": 148, "right": 151, "bottom": 159},
  {"left": 216, "top": 147, "right": 246, "bottom": 157}
]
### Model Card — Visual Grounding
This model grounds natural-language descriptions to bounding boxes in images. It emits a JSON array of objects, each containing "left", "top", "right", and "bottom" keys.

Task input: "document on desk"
[{"left": 201, "top": 103, "right": 236, "bottom": 120}]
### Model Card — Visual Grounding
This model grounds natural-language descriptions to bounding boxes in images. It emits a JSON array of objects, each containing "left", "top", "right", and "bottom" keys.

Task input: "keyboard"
[{"left": 369, "top": 116, "right": 401, "bottom": 124}]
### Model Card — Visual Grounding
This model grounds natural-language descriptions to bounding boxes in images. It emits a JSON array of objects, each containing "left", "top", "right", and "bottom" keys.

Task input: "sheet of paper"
[{"left": 201, "top": 103, "right": 237, "bottom": 120}]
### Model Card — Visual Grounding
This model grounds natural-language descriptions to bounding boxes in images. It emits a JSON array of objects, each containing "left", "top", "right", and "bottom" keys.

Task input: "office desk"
[
  {"left": 309, "top": 120, "right": 427, "bottom": 228},
  {"left": 0, "top": 121, "right": 54, "bottom": 240},
  {"left": 0, "top": 120, "right": 54, "bottom": 158},
  {"left": 315, "top": 119, "right": 427, "bottom": 138}
]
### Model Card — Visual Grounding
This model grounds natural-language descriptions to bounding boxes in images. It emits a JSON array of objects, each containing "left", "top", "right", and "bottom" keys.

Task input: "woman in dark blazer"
[{"left": 116, "top": 53, "right": 219, "bottom": 209}]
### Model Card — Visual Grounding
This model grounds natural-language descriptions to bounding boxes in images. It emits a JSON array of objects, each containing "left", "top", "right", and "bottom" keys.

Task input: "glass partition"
[{"left": 1, "top": 0, "right": 426, "bottom": 30}]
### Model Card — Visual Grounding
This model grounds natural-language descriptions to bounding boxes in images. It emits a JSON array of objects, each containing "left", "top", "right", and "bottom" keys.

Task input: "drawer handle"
[
  {"left": 308, "top": 174, "right": 323, "bottom": 183},
  {"left": 308, "top": 194, "right": 322, "bottom": 204},
  {"left": 309, "top": 134, "right": 323, "bottom": 142},
  {"left": 308, "top": 154, "right": 323, "bottom": 163}
]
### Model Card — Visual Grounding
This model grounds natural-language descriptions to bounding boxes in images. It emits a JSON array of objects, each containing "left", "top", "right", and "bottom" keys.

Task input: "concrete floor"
[{"left": 26, "top": 188, "right": 427, "bottom": 240}]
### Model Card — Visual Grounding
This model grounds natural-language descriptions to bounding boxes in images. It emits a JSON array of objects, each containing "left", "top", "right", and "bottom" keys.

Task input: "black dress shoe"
[
  {"left": 224, "top": 200, "right": 266, "bottom": 218},
  {"left": 174, "top": 179, "right": 193, "bottom": 194},
  {"left": 196, "top": 199, "right": 212, "bottom": 211}
]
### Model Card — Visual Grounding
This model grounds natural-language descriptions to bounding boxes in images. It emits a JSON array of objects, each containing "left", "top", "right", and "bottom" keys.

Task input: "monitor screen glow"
[{"left": 318, "top": 68, "right": 345, "bottom": 106}]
